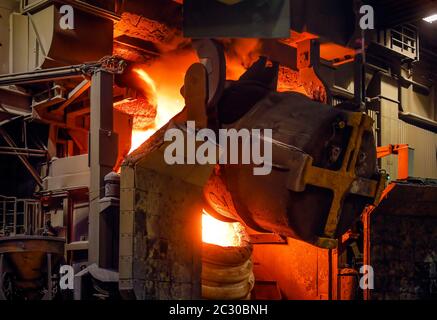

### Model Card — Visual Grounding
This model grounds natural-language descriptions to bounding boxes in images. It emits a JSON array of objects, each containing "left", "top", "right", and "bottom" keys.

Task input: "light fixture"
[{"left": 423, "top": 14, "right": 437, "bottom": 23}]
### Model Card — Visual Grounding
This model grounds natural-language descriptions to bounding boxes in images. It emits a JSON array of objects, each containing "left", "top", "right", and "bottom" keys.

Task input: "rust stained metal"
[
  {"left": 0, "top": 236, "right": 65, "bottom": 300},
  {"left": 114, "top": 12, "right": 179, "bottom": 47},
  {"left": 0, "top": 236, "right": 65, "bottom": 255},
  {"left": 252, "top": 238, "right": 332, "bottom": 300},
  {"left": 296, "top": 38, "right": 330, "bottom": 104},
  {"left": 287, "top": 112, "right": 384, "bottom": 248},
  {"left": 214, "top": 87, "right": 381, "bottom": 248}
]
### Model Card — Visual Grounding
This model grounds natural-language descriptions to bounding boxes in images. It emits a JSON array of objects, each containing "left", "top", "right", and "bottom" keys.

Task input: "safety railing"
[{"left": 0, "top": 195, "right": 43, "bottom": 237}]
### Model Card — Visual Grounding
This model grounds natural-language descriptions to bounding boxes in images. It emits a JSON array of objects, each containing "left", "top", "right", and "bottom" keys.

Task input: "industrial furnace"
[{"left": 0, "top": 0, "right": 436, "bottom": 304}]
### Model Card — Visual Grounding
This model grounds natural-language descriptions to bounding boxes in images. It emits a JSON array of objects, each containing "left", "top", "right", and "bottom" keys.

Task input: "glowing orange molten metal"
[
  {"left": 128, "top": 69, "right": 185, "bottom": 154},
  {"left": 202, "top": 210, "right": 246, "bottom": 247},
  {"left": 127, "top": 42, "right": 303, "bottom": 155},
  {"left": 128, "top": 51, "right": 198, "bottom": 154},
  {"left": 134, "top": 69, "right": 157, "bottom": 97}
]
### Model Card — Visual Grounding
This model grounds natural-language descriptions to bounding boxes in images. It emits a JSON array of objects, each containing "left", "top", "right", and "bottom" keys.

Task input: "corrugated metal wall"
[{"left": 379, "top": 77, "right": 437, "bottom": 180}]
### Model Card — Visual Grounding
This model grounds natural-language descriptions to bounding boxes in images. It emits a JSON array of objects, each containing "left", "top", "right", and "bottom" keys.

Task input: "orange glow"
[
  {"left": 202, "top": 209, "right": 246, "bottom": 247},
  {"left": 127, "top": 38, "right": 313, "bottom": 155},
  {"left": 129, "top": 129, "right": 155, "bottom": 153},
  {"left": 134, "top": 69, "right": 157, "bottom": 96},
  {"left": 127, "top": 40, "right": 260, "bottom": 154},
  {"left": 128, "top": 69, "right": 160, "bottom": 154},
  {"left": 128, "top": 51, "right": 197, "bottom": 154},
  {"left": 224, "top": 39, "right": 262, "bottom": 80},
  {"left": 127, "top": 70, "right": 184, "bottom": 153}
]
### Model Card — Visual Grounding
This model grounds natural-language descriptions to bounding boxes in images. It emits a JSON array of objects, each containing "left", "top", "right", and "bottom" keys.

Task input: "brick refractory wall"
[{"left": 370, "top": 214, "right": 437, "bottom": 300}]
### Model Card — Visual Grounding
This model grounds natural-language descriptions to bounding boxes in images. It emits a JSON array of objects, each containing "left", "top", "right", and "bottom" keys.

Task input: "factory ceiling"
[{"left": 368, "top": 0, "right": 437, "bottom": 28}]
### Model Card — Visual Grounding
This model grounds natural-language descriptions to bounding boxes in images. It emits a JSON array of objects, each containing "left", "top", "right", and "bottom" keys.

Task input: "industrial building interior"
[{"left": 0, "top": 0, "right": 436, "bottom": 301}]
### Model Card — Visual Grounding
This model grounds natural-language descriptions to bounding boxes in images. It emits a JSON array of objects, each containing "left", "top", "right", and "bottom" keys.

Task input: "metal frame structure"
[
  {"left": 287, "top": 112, "right": 386, "bottom": 248},
  {"left": 377, "top": 144, "right": 412, "bottom": 180}
]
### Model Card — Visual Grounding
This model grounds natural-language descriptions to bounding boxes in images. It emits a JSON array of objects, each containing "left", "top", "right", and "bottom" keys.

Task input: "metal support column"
[
  {"left": 88, "top": 70, "right": 118, "bottom": 265},
  {"left": 0, "top": 254, "right": 5, "bottom": 300},
  {"left": 354, "top": 53, "right": 365, "bottom": 110},
  {"left": 46, "top": 253, "right": 52, "bottom": 300},
  {"left": 47, "top": 125, "right": 58, "bottom": 158}
]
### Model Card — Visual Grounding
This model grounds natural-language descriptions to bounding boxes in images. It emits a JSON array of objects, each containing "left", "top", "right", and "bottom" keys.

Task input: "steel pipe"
[
  {"left": 0, "top": 65, "right": 90, "bottom": 86},
  {"left": 0, "top": 146, "right": 47, "bottom": 154}
]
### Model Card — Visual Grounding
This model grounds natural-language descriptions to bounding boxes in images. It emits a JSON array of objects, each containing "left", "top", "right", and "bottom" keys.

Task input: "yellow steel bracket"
[{"left": 289, "top": 113, "right": 383, "bottom": 249}]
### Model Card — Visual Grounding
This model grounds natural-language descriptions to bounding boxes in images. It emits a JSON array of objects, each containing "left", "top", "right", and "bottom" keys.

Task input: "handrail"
[{"left": 0, "top": 196, "right": 43, "bottom": 237}]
